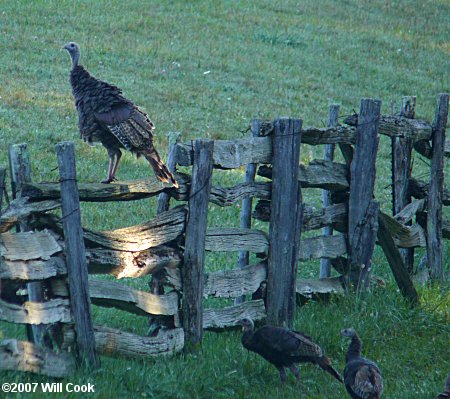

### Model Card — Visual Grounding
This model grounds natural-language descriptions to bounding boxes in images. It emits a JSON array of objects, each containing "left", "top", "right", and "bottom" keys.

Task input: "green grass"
[{"left": 0, "top": 0, "right": 449, "bottom": 398}]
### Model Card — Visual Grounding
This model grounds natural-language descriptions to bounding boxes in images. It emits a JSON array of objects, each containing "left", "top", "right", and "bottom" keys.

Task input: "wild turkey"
[
  {"left": 341, "top": 328, "right": 383, "bottom": 399},
  {"left": 63, "top": 42, "right": 178, "bottom": 186},
  {"left": 239, "top": 318, "right": 343, "bottom": 383},
  {"left": 436, "top": 374, "right": 450, "bottom": 399}
]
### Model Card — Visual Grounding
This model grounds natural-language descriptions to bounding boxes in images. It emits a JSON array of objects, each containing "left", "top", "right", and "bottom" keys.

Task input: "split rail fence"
[{"left": 0, "top": 94, "right": 448, "bottom": 377}]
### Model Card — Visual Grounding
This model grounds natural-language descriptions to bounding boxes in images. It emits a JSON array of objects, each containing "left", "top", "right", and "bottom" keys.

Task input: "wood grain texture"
[
  {"left": 0, "top": 298, "right": 71, "bottom": 324},
  {"left": 348, "top": 99, "right": 381, "bottom": 289},
  {"left": 380, "top": 211, "right": 426, "bottom": 248},
  {"left": 408, "top": 178, "right": 450, "bottom": 206},
  {"left": 205, "top": 228, "right": 268, "bottom": 253},
  {"left": 298, "top": 234, "right": 347, "bottom": 260},
  {"left": 0, "top": 257, "right": 66, "bottom": 280},
  {"left": 266, "top": 118, "right": 303, "bottom": 328},
  {"left": 296, "top": 277, "right": 345, "bottom": 298},
  {"left": 203, "top": 299, "right": 266, "bottom": 330},
  {"left": 427, "top": 94, "right": 448, "bottom": 281},
  {"left": 0, "top": 339, "right": 75, "bottom": 378},
  {"left": 258, "top": 159, "right": 349, "bottom": 191},
  {"left": 182, "top": 139, "right": 214, "bottom": 349},
  {"left": 56, "top": 141, "right": 99, "bottom": 368}
]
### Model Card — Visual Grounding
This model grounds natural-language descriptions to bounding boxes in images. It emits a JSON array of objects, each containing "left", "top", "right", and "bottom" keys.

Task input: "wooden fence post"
[
  {"left": 0, "top": 167, "right": 6, "bottom": 215},
  {"left": 392, "top": 96, "right": 416, "bottom": 273},
  {"left": 157, "top": 132, "right": 181, "bottom": 214},
  {"left": 348, "top": 99, "right": 381, "bottom": 291},
  {"left": 8, "top": 144, "right": 47, "bottom": 346},
  {"left": 182, "top": 139, "right": 214, "bottom": 350},
  {"left": 427, "top": 93, "right": 448, "bottom": 281},
  {"left": 56, "top": 141, "right": 99, "bottom": 368},
  {"left": 235, "top": 119, "right": 260, "bottom": 304},
  {"left": 266, "top": 118, "right": 302, "bottom": 328},
  {"left": 320, "top": 105, "right": 339, "bottom": 278}
]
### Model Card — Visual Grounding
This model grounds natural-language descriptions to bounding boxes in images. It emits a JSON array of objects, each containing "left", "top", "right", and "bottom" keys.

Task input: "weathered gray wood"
[
  {"left": 427, "top": 94, "right": 448, "bottom": 281},
  {"left": 0, "top": 167, "right": 6, "bottom": 215},
  {"left": 414, "top": 138, "right": 450, "bottom": 159},
  {"left": 174, "top": 127, "right": 356, "bottom": 169},
  {"left": 0, "top": 339, "right": 75, "bottom": 378},
  {"left": 8, "top": 143, "right": 46, "bottom": 346},
  {"left": 394, "top": 199, "right": 425, "bottom": 225},
  {"left": 63, "top": 325, "right": 184, "bottom": 359},
  {"left": 56, "top": 141, "right": 99, "bottom": 368},
  {"left": 408, "top": 177, "right": 450, "bottom": 206},
  {"left": 50, "top": 278, "right": 179, "bottom": 316},
  {"left": 203, "top": 299, "right": 266, "bottom": 330},
  {"left": 0, "top": 257, "right": 66, "bottom": 281},
  {"left": 321, "top": 104, "right": 339, "bottom": 278},
  {"left": 348, "top": 99, "right": 381, "bottom": 290},
  {"left": 34, "top": 206, "right": 187, "bottom": 252},
  {"left": 416, "top": 212, "right": 450, "bottom": 240},
  {"left": 157, "top": 132, "right": 181, "bottom": 214},
  {"left": 182, "top": 139, "right": 214, "bottom": 350},
  {"left": 345, "top": 113, "right": 432, "bottom": 140},
  {"left": 266, "top": 118, "right": 302, "bottom": 328},
  {"left": 296, "top": 277, "right": 345, "bottom": 298},
  {"left": 298, "top": 234, "right": 347, "bottom": 260},
  {"left": 0, "top": 230, "right": 62, "bottom": 261},
  {"left": 236, "top": 119, "right": 260, "bottom": 305},
  {"left": 210, "top": 182, "right": 271, "bottom": 206},
  {"left": 391, "top": 96, "right": 416, "bottom": 273},
  {"left": 0, "top": 298, "right": 71, "bottom": 324},
  {"left": 86, "top": 245, "right": 182, "bottom": 278},
  {"left": 22, "top": 176, "right": 174, "bottom": 202},
  {"left": 258, "top": 159, "right": 349, "bottom": 191},
  {"left": 378, "top": 213, "right": 419, "bottom": 303},
  {"left": 253, "top": 201, "right": 347, "bottom": 231},
  {"left": 0, "top": 197, "right": 60, "bottom": 233},
  {"left": 205, "top": 262, "right": 267, "bottom": 298},
  {"left": 380, "top": 211, "right": 426, "bottom": 248},
  {"left": 205, "top": 227, "right": 268, "bottom": 253}
]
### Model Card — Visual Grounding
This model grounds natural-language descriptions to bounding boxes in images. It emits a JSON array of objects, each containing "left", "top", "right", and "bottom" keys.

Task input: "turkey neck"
[
  {"left": 346, "top": 334, "right": 362, "bottom": 362},
  {"left": 241, "top": 329, "right": 255, "bottom": 350},
  {"left": 69, "top": 65, "right": 93, "bottom": 99}
]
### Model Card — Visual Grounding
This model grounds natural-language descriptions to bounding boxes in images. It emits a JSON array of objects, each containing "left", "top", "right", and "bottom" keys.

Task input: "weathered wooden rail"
[{"left": 0, "top": 94, "right": 448, "bottom": 378}]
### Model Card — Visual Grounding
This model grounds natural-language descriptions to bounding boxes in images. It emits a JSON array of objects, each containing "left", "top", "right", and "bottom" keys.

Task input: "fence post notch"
[
  {"left": 266, "top": 118, "right": 303, "bottom": 328},
  {"left": 182, "top": 139, "right": 214, "bottom": 351},
  {"left": 56, "top": 141, "right": 99, "bottom": 369}
]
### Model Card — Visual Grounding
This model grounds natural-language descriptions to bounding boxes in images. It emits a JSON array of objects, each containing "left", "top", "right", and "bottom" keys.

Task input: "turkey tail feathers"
[
  {"left": 143, "top": 149, "right": 178, "bottom": 188},
  {"left": 317, "top": 356, "right": 343, "bottom": 383}
]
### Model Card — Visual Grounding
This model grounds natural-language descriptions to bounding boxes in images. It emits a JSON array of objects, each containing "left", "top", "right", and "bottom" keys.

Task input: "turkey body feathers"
[
  {"left": 342, "top": 329, "right": 383, "bottom": 399},
  {"left": 65, "top": 42, "right": 177, "bottom": 187},
  {"left": 240, "top": 321, "right": 342, "bottom": 383}
]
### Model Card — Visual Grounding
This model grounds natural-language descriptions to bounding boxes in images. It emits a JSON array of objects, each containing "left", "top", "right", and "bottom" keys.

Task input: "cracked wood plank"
[{"left": 0, "top": 298, "right": 71, "bottom": 324}]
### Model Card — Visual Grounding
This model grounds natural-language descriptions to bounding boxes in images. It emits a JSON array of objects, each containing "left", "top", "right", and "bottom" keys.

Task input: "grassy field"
[{"left": 0, "top": 0, "right": 449, "bottom": 398}]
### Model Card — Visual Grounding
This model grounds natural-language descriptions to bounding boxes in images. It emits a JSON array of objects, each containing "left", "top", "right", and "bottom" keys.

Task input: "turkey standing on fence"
[
  {"left": 239, "top": 318, "right": 343, "bottom": 383},
  {"left": 63, "top": 42, "right": 178, "bottom": 186},
  {"left": 341, "top": 328, "right": 383, "bottom": 399}
]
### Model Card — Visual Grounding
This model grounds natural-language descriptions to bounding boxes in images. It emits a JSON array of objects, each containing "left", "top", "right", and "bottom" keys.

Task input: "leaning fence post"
[
  {"left": 320, "top": 105, "right": 339, "bottom": 278},
  {"left": 182, "top": 139, "right": 214, "bottom": 351},
  {"left": 56, "top": 141, "right": 99, "bottom": 368},
  {"left": 391, "top": 96, "right": 416, "bottom": 273},
  {"left": 427, "top": 93, "right": 448, "bottom": 281},
  {"left": 235, "top": 119, "right": 261, "bottom": 305},
  {"left": 348, "top": 99, "right": 381, "bottom": 291},
  {"left": 266, "top": 118, "right": 302, "bottom": 328},
  {"left": 8, "top": 144, "right": 47, "bottom": 346}
]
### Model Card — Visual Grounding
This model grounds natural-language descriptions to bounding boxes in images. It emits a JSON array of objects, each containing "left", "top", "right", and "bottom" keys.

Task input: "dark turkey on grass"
[
  {"left": 341, "top": 328, "right": 383, "bottom": 399},
  {"left": 239, "top": 318, "right": 343, "bottom": 383},
  {"left": 63, "top": 42, "right": 178, "bottom": 187}
]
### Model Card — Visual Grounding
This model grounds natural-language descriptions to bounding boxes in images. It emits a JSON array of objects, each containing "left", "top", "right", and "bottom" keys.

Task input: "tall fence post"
[
  {"left": 182, "top": 139, "right": 214, "bottom": 351},
  {"left": 235, "top": 119, "right": 260, "bottom": 305},
  {"left": 0, "top": 166, "right": 5, "bottom": 299},
  {"left": 8, "top": 144, "right": 47, "bottom": 346},
  {"left": 56, "top": 141, "right": 99, "bottom": 369},
  {"left": 320, "top": 105, "right": 339, "bottom": 278},
  {"left": 348, "top": 99, "right": 381, "bottom": 291},
  {"left": 427, "top": 93, "right": 448, "bottom": 281},
  {"left": 266, "top": 118, "right": 302, "bottom": 328},
  {"left": 391, "top": 96, "right": 416, "bottom": 273}
]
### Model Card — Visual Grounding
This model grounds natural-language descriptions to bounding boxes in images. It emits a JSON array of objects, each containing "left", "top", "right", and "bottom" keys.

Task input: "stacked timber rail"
[{"left": 0, "top": 94, "right": 448, "bottom": 376}]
